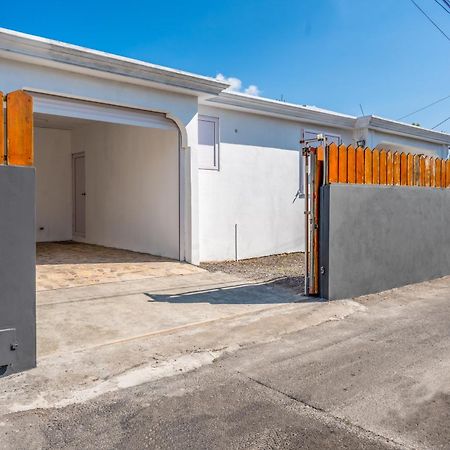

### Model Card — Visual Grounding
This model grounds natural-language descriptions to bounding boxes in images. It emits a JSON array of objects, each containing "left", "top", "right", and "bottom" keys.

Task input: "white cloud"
[
  {"left": 244, "top": 85, "right": 261, "bottom": 96},
  {"left": 215, "top": 73, "right": 260, "bottom": 96}
]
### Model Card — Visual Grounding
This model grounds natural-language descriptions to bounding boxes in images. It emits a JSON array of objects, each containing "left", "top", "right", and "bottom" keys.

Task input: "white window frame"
[{"left": 198, "top": 115, "right": 220, "bottom": 171}]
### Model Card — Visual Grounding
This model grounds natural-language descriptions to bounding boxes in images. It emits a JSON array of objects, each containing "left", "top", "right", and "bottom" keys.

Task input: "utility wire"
[
  {"left": 432, "top": 0, "right": 450, "bottom": 14},
  {"left": 431, "top": 115, "right": 450, "bottom": 129},
  {"left": 408, "top": 0, "right": 450, "bottom": 41},
  {"left": 397, "top": 94, "right": 450, "bottom": 120},
  {"left": 443, "top": 0, "right": 450, "bottom": 9}
]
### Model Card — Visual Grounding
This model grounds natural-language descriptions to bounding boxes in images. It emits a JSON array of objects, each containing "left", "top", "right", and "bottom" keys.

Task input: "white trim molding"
[{"left": 0, "top": 27, "right": 229, "bottom": 96}]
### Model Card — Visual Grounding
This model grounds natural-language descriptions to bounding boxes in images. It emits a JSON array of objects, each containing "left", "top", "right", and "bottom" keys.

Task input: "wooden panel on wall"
[
  {"left": 6, "top": 91, "right": 33, "bottom": 166},
  {"left": 356, "top": 146, "right": 364, "bottom": 184},
  {"left": 407, "top": 153, "right": 414, "bottom": 186},
  {"left": 447, "top": 160, "right": 450, "bottom": 188},
  {"left": 386, "top": 151, "right": 393, "bottom": 185},
  {"left": 372, "top": 149, "right": 380, "bottom": 184},
  {"left": 400, "top": 152, "right": 408, "bottom": 186},
  {"left": 379, "top": 149, "right": 387, "bottom": 184},
  {"left": 0, "top": 92, "right": 4, "bottom": 164},
  {"left": 429, "top": 157, "right": 436, "bottom": 187},
  {"left": 364, "top": 148, "right": 372, "bottom": 184},
  {"left": 328, "top": 143, "right": 339, "bottom": 183},
  {"left": 420, "top": 156, "right": 426, "bottom": 186},
  {"left": 338, "top": 144, "right": 347, "bottom": 183},
  {"left": 435, "top": 158, "right": 441, "bottom": 188},
  {"left": 393, "top": 152, "right": 401, "bottom": 185},
  {"left": 413, "top": 155, "right": 421, "bottom": 186},
  {"left": 347, "top": 145, "right": 356, "bottom": 183},
  {"left": 424, "top": 157, "right": 431, "bottom": 187}
]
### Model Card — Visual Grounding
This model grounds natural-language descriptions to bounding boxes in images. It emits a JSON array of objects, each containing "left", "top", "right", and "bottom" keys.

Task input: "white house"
[{"left": 0, "top": 28, "right": 448, "bottom": 264}]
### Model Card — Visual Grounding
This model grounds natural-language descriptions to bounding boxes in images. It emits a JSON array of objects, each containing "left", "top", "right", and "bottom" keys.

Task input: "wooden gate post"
[{"left": 6, "top": 91, "right": 33, "bottom": 166}]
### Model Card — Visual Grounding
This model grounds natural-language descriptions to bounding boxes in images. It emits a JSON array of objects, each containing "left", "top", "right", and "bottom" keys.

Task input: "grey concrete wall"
[
  {"left": 320, "top": 184, "right": 450, "bottom": 300},
  {"left": 0, "top": 166, "right": 36, "bottom": 376}
]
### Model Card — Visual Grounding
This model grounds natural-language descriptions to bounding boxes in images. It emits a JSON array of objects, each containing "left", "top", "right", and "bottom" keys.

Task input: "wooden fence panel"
[
  {"left": 347, "top": 145, "right": 356, "bottom": 183},
  {"left": 413, "top": 155, "right": 420, "bottom": 186},
  {"left": 338, "top": 144, "right": 347, "bottom": 183},
  {"left": 372, "top": 149, "right": 380, "bottom": 184},
  {"left": 420, "top": 156, "right": 426, "bottom": 186},
  {"left": 379, "top": 150, "right": 387, "bottom": 184},
  {"left": 400, "top": 153, "right": 408, "bottom": 185},
  {"left": 6, "top": 91, "right": 33, "bottom": 166},
  {"left": 0, "top": 92, "right": 4, "bottom": 164},
  {"left": 356, "top": 147, "right": 365, "bottom": 184},
  {"left": 407, "top": 153, "right": 414, "bottom": 186},
  {"left": 393, "top": 152, "right": 401, "bottom": 185},
  {"left": 328, "top": 143, "right": 339, "bottom": 183},
  {"left": 442, "top": 159, "right": 447, "bottom": 188},
  {"left": 447, "top": 160, "right": 450, "bottom": 187},
  {"left": 430, "top": 157, "right": 436, "bottom": 187},
  {"left": 386, "top": 151, "right": 393, "bottom": 185},
  {"left": 364, "top": 148, "right": 372, "bottom": 184},
  {"left": 435, "top": 158, "right": 441, "bottom": 188},
  {"left": 424, "top": 157, "right": 431, "bottom": 187}
]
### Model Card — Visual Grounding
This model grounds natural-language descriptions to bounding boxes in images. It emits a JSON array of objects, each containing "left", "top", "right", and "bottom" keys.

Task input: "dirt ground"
[{"left": 201, "top": 252, "right": 305, "bottom": 293}]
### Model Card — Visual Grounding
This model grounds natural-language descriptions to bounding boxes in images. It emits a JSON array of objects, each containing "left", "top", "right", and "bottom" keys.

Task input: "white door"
[{"left": 73, "top": 152, "right": 86, "bottom": 237}]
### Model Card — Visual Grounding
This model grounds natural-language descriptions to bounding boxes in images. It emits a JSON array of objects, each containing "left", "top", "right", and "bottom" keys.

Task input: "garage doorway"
[{"left": 32, "top": 94, "right": 182, "bottom": 261}]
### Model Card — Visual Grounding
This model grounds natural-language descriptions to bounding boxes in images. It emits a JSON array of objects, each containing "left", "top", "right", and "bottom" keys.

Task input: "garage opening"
[{"left": 33, "top": 95, "right": 181, "bottom": 271}]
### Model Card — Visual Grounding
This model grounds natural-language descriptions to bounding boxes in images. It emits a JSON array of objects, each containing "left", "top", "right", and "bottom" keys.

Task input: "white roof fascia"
[
  {"left": 0, "top": 28, "right": 229, "bottom": 96},
  {"left": 356, "top": 115, "right": 450, "bottom": 146},
  {"left": 203, "top": 91, "right": 357, "bottom": 129}
]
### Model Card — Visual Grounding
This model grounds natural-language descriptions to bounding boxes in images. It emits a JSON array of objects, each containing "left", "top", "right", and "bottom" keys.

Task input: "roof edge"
[
  {"left": 357, "top": 116, "right": 450, "bottom": 145},
  {"left": 0, "top": 27, "right": 229, "bottom": 95}
]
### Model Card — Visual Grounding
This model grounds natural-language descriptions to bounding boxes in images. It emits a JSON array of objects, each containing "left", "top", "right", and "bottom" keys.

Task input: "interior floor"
[{"left": 36, "top": 242, "right": 201, "bottom": 291}]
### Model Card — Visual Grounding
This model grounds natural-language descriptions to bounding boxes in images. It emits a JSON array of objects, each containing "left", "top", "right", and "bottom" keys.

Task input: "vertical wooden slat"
[
  {"left": 379, "top": 149, "right": 387, "bottom": 184},
  {"left": 407, "top": 153, "right": 414, "bottom": 186},
  {"left": 356, "top": 146, "right": 365, "bottom": 184},
  {"left": 420, "top": 156, "right": 426, "bottom": 186},
  {"left": 6, "top": 91, "right": 34, "bottom": 166},
  {"left": 328, "top": 143, "right": 339, "bottom": 183},
  {"left": 446, "top": 160, "right": 450, "bottom": 188},
  {"left": 364, "top": 148, "right": 372, "bottom": 184},
  {"left": 0, "top": 92, "right": 4, "bottom": 164},
  {"left": 386, "top": 151, "right": 394, "bottom": 185},
  {"left": 393, "top": 152, "right": 401, "bottom": 185},
  {"left": 429, "top": 157, "right": 436, "bottom": 187},
  {"left": 347, "top": 145, "right": 356, "bottom": 183},
  {"left": 435, "top": 158, "right": 441, "bottom": 188},
  {"left": 413, "top": 155, "right": 421, "bottom": 186},
  {"left": 372, "top": 149, "right": 380, "bottom": 184},
  {"left": 338, "top": 144, "right": 347, "bottom": 183},
  {"left": 400, "top": 153, "right": 408, "bottom": 186},
  {"left": 424, "top": 157, "right": 431, "bottom": 187},
  {"left": 441, "top": 159, "right": 446, "bottom": 188}
]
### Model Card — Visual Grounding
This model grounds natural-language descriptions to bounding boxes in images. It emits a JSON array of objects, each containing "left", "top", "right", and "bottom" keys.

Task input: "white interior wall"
[
  {"left": 34, "top": 127, "right": 72, "bottom": 242},
  {"left": 197, "top": 106, "right": 353, "bottom": 262},
  {"left": 71, "top": 123, "right": 179, "bottom": 259}
]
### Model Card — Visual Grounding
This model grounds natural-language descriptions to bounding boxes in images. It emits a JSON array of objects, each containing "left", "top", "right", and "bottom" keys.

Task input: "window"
[{"left": 198, "top": 115, "right": 219, "bottom": 170}]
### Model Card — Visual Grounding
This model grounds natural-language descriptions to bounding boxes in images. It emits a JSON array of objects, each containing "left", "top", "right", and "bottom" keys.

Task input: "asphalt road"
[{"left": 2, "top": 277, "right": 450, "bottom": 449}]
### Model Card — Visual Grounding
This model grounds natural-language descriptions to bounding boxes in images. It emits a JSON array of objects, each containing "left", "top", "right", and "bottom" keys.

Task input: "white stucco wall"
[
  {"left": 34, "top": 127, "right": 72, "bottom": 242},
  {"left": 197, "top": 106, "right": 352, "bottom": 262},
  {"left": 71, "top": 123, "right": 180, "bottom": 259}
]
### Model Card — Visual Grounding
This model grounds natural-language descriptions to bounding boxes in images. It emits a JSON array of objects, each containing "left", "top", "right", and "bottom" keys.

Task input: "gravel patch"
[{"left": 201, "top": 252, "right": 305, "bottom": 293}]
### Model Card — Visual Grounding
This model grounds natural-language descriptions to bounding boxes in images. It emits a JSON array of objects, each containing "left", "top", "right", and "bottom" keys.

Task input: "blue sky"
[{"left": 2, "top": 0, "right": 449, "bottom": 131}]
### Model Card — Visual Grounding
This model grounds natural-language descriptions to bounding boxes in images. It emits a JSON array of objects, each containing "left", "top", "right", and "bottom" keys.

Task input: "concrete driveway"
[
  {"left": 2, "top": 244, "right": 448, "bottom": 449},
  {"left": 36, "top": 243, "right": 307, "bottom": 357}
]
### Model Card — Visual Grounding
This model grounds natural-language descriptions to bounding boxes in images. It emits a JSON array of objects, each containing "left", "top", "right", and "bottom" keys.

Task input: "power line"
[
  {"left": 408, "top": 0, "right": 450, "bottom": 41},
  {"left": 443, "top": 0, "right": 450, "bottom": 9},
  {"left": 431, "top": 115, "right": 450, "bottom": 129},
  {"left": 432, "top": 0, "right": 450, "bottom": 14},
  {"left": 397, "top": 94, "right": 450, "bottom": 120}
]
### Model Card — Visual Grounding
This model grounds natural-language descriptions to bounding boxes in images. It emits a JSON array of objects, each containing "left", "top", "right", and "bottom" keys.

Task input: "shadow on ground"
[{"left": 146, "top": 279, "right": 307, "bottom": 305}]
